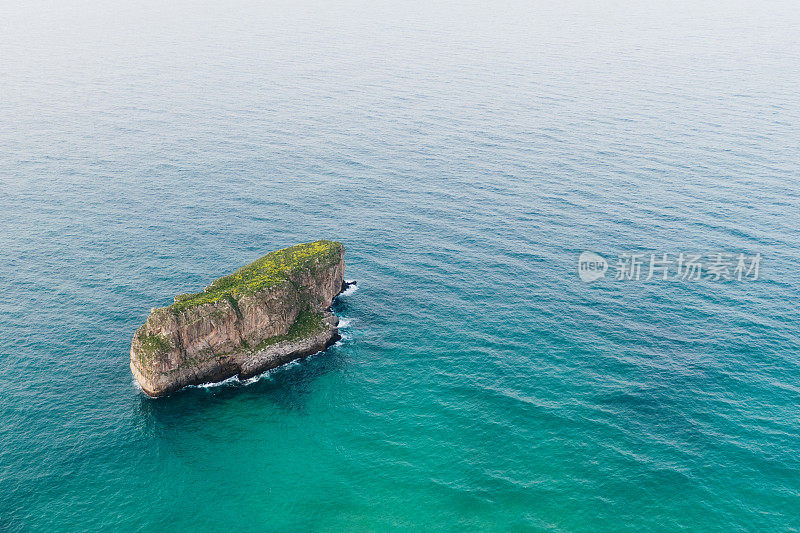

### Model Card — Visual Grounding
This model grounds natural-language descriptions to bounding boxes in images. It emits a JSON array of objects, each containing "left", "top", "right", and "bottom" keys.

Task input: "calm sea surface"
[{"left": 1, "top": 1, "right": 799, "bottom": 530}]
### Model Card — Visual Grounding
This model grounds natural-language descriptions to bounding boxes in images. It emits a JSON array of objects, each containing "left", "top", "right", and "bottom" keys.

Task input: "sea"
[{"left": 1, "top": 1, "right": 799, "bottom": 531}]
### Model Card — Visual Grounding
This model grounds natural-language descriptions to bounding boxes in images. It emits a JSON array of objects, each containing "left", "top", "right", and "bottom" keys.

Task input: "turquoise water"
[{"left": 2, "top": 1, "right": 800, "bottom": 531}]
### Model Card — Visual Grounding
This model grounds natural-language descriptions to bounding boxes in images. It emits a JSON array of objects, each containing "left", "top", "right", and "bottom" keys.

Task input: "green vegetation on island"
[
  {"left": 250, "top": 309, "right": 327, "bottom": 352},
  {"left": 137, "top": 332, "right": 171, "bottom": 364},
  {"left": 170, "top": 240, "right": 343, "bottom": 312}
]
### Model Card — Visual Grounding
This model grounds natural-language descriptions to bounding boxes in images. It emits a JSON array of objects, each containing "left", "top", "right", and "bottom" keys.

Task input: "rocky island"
[{"left": 130, "top": 240, "right": 347, "bottom": 397}]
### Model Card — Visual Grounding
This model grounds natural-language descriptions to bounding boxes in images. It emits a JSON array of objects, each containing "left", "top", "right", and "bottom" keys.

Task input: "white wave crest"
[
  {"left": 339, "top": 280, "right": 358, "bottom": 296},
  {"left": 135, "top": 341, "right": 335, "bottom": 395},
  {"left": 197, "top": 374, "right": 240, "bottom": 388}
]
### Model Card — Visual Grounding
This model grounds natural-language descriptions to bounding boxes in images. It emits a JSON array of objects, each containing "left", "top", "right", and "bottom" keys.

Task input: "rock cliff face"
[{"left": 130, "top": 241, "right": 346, "bottom": 397}]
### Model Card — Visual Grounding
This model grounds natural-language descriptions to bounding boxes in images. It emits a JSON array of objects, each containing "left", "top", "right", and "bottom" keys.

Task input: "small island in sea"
[{"left": 130, "top": 240, "right": 349, "bottom": 397}]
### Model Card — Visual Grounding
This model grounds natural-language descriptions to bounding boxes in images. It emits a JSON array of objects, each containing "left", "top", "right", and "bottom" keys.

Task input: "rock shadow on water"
[
  {"left": 135, "top": 341, "right": 349, "bottom": 432},
  {"left": 134, "top": 279, "right": 358, "bottom": 436}
]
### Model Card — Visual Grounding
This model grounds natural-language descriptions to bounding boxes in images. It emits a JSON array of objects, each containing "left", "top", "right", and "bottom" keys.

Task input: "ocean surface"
[{"left": 1, "top": 1, "right": 799, "bottom": 531}]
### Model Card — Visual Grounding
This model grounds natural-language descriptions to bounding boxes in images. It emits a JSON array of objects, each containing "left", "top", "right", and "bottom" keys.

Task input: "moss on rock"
[
  {"left": 250, "top": 309, "right": 327, "bottom": 352},
  {"left": 169, "top": 240, "right": 343, "bottom": 312},
  {"left": 136, "top": 332, "right": 171, "bottom": 365}
]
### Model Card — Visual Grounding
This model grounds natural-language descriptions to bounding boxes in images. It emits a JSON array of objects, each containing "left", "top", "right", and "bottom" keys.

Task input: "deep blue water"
[{"left": 1, "top": 1, "right": 800, "bottom": 531}]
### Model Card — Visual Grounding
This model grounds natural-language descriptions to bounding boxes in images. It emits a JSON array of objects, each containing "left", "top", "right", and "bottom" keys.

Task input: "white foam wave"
[
  {"left": 240, "top": 373, "right": 268, "bottom": 385},
  {"left": 135, "top": 328, "right": 341, "bottom": 395},
  {"left": 197, "top": 374, "right": 240, "bottom": 388},
  {"left": 181, "top": 349, "right": 329, "bottom": 391},
  {"left": 339, "top": 280, "right": 358, "bottom": 296}
]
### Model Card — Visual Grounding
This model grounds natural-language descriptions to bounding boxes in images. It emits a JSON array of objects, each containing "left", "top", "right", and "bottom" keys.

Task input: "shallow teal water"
[{"left": 2, "top": 1, "right": 800, "bottom": 531}]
